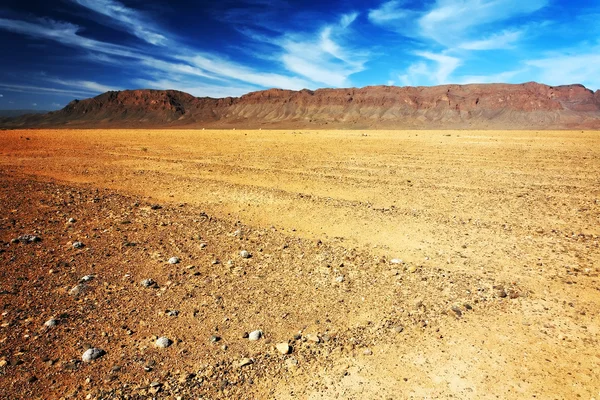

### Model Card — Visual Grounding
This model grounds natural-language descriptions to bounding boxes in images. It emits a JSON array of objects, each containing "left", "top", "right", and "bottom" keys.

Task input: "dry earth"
[{"left": 0, "top": 129, "right": 599, "bottom": 399}]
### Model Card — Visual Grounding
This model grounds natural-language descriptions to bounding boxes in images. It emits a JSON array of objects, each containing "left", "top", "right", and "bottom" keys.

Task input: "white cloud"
[
  {"left": 52, "top": 102, "right": 62, "bottom": 107},
  {"left": 368, "top": 1, "right": 418, "bottom": 26},
  {"left": 415, "top": 51, "right": 462, "bottom": 85},
  {"left": 459, "top": 30, "right": 523, "bottom": 50},
  {"left": 0, "top": 17, "right": 141, "bottom": 59},
  {"left": 180, "top": 53, "right": 312, "bottom": 90},
  {"left": 45, "top": 78, "right": 120, "bottom": 93},
  {"left": 32, "top": 103, "right": 37, "bottom": 106},
  {"left": 418, "top": 0, "right": 547, "bottom": 47},
  {"left": 72, "top": 0, "right": 167, "bottom": 45},
  {"left": 526, "top": 52, "right": 600, "bottom": 90},
  {"left": 0, "top": 82, "right": 100, "bottom": 97},
  {"left": 276, "top": 12, "right": 368, "bottom": 87}
]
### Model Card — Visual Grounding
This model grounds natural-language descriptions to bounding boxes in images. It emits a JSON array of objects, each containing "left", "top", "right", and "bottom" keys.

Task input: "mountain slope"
[{"left": 2, "top": 82, "right": 600, "bottom": 129}]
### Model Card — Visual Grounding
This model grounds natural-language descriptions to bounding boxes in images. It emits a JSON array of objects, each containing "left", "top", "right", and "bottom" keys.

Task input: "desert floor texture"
[{"left": 0, "top": 129, "right": 599, "bottom": 399}]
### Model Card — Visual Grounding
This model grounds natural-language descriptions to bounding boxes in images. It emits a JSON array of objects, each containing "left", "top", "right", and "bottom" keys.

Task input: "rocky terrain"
[
  {"left": 0, "top": 128, "right": 599, "bottom": 399},
  {"left": 2, "top": 82, "right": 600, "bottom": 129}
]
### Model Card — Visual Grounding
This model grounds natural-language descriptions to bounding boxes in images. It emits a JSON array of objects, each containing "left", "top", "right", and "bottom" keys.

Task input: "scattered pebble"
[
  {"left": 165, "top": 309, "right": 179, "bottom": 317},
  {"left": 306, "top": 334, "right": 320, "bottom": 343},
  {"left": 493, "top": 285, "right": 507, "bottom": 298},
  {"left": 451, "top": 306, "right": 463, "bottom": 318},
  {"left": 168, "top": 257, "right": 180, "bottom": 264},
  {"left": 248, "top": 330, "right": 263, "bottom": 341},
  {"left": 44, "top": 318, "right": 58, "bottom": 327},
  {"left": 238, "top": 358, "right": 253, "bottom": 368},
  {"left": 284, "top": 357, "right": 299, "bottom": 369},
  {"left": 16, "top": 235, "right": 42, "bottom": 243},
  {"left": 155, "top": 337, "right": 172, "bottom": 348},
  {"left": 276, "top": 342, "right": 291, "bottom": 354},
  {"left": 210, "top": 335, "right": 221, "bottom": 343},
  {"left": 82, "top": 348, "right": 105, "bottom": 362},
  {"left": 407, "top": 265, "right": 418, "bottom": 273},
  {"left": 68, "top": 284, "right": 84, "bottom": 296},
  {"left": 72, "top": 241, "right": 85, "bottom": 249},
  {"left": 363, "top": 348, "right": 373, "bottom": 355},
  {"left": 79, "top": 275, "right": 94, "bottom": 283},
  {"left": 335, "top": 276, "right": 345, "bottom": 283},
  {"left": 240, "top": 250, "right": 251, "bottom": 259},
  {"left": 393, "top": 325, "right": 404, "bottom": 333},
  {"left": 141, "top": 279, "right": 158, "bottom": 288},
  {"left": 390, "top": 259, "right": 403, "bottom": 264},
  {"left": 68, "top": 218, "right": 76, "bottom": 223}
]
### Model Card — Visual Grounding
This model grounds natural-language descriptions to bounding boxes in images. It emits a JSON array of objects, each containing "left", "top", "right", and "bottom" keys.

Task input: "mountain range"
[{"left": 2, "top": 82, "right": 599, "bottom": 129}]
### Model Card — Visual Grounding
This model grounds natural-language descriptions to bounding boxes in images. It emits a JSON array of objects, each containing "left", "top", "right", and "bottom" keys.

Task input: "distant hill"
[
  {"left": 0, "top": 109, "right": 50, "bottom": 118},
  {"left": 1, "top": 82, "right": 600, "bottom": 129}
]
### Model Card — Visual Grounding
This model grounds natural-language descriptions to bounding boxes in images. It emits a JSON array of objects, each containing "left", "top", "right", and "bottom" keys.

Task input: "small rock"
[
  {"left": 165, "top": 309, "right": 179, "bottom": 317},
  {"left": 393, "top": 325, "right": 404, "bottom": 333},
  {"left": 276, "top": 342, "right": 291, "bottom": 354},
  {"left": 284, "top": 357, "right": 299, "bottom": 369},
  {"left": 390, "top": 259, "right": 403, "bottom": 264},
  {"left": 407, "top": 265, "right": 417, "bottom": 273},
  {"left": 248, "top": 330, "right": 263, "bottom": 341},
  {"left": 335, "top": 276, "right": 344, "bottom": 283},
  {"left": 168, "top": 257, "right": 180, "bottom": 264},
  {"left": 44, "top": 318, "right": 58, "bottom": 327},
  {"left": 17, "top": 234, "right": 42, "bottom": 243},
  {"left": 508, "top": 290, "right": 520, "bottom": 299},
  {"left": 141, "top": 279, "right": 158, "bottom": 288},
  {"left": 493, "top": 285, "right": 507, "bottom": 298},
  {"left": 363, "top": 348, "right": 373, "bottom": 355},
  {"left": 72, "top": 241, "right": 85, "bottom": 249},
  {"left": 155, "top": 337, "right": 172, "bottom": 348},
  {"left": 240, "top": 250, "right": 251, "bottom": 259},
  {"left": 238, "top": 358, "right": 253, "bottom": 368},
  {"left": 68, "top": 284, "right": 84, "bottom": 296},
  {"left": 79, "top": 275, "right": 94, "bottom": 283},
  {"left": 200, "top": 243, "right": 207, "bottom": 249},
  {"left": 210, "top": 335, "right": 221, "bottom": 343},
  {"left": 150, "top": 204, "right": 162, "bottom": 210},
  {"left": 306, "top": 334, "right": 320, "bottom": 343},
  {"left": 451, "top": 306, "right": 463, "bottom": 318},
  {"left": 68, "top": 218, "right": 76, "bottom": 223},
  {"left": 82, "top": 348, "right": 105, "bottom": 363}
]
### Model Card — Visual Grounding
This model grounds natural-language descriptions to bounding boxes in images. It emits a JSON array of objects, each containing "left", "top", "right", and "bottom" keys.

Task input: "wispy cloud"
[
  {"left": 0, "top": 82, "right": 101, "bottom": 97},
  {"left": 399, "top": 52, "right": 461, "bottom": 86},
  {"left": 0, "top": 94, "right": 3, "bottom": 97},
  {"left": 45, "top": 78, "right": 120, "bottom": 93},
  {"left": 244, "top": 12, "right": 368, "bottom": 87},
  {"left": 71, "top": 0, "right": 168, "bottom": 46},
  {"left": 370, "top": 0, "right": 549, "bottom": 85},
  {"left": 418, "top": 0, "right": 547, "bottom": 47},
  {"left": 0, "top": 17, "right": 141, "bottom": 59},
  {"left": 459, "top": 30, "right": 523, "bottom": 50},
  {"left": 526, "top": 51, "right": 600, "bottom": 89}
]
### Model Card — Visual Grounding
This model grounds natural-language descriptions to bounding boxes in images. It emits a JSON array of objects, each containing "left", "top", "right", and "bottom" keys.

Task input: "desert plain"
[{"left": 0, "top": 128, "right": 599, "bottom": 399}]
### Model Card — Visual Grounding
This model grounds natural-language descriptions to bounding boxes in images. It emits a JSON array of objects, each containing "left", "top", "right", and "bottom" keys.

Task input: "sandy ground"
[{"left": 0, "top": 129, "right": 599, "bottom": 399}]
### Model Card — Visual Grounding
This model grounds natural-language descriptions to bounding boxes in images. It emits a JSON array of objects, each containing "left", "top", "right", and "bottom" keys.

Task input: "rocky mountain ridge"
[{"left": 2, "top": 82, "right": 600, "bottom": 129}]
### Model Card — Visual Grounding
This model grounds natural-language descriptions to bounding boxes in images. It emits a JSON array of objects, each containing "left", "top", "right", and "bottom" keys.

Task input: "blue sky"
[{"left": 0, "top": 0, "right": 599, "bottom": 110}]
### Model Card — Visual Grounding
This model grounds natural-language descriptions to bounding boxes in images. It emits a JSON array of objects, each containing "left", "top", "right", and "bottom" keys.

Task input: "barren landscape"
[{"left": 0, "top": 128, "right": 599, "bottom": 399}]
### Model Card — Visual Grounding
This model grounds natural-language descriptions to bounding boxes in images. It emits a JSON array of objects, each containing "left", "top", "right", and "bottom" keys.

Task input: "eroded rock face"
[{"left": 3, "top": 83, "right": 600, "bottom": 129}]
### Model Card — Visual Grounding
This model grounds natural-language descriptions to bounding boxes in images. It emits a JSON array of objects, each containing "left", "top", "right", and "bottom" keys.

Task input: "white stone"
[
  {"left": 155, "top": 337, "right": 172, "bottom": 348},
  {"left": 82, "top": 348, "right": 105, "bottom": 362},
  {"left": 248, "top": 330, "right": 263, "bottom": 341}
]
